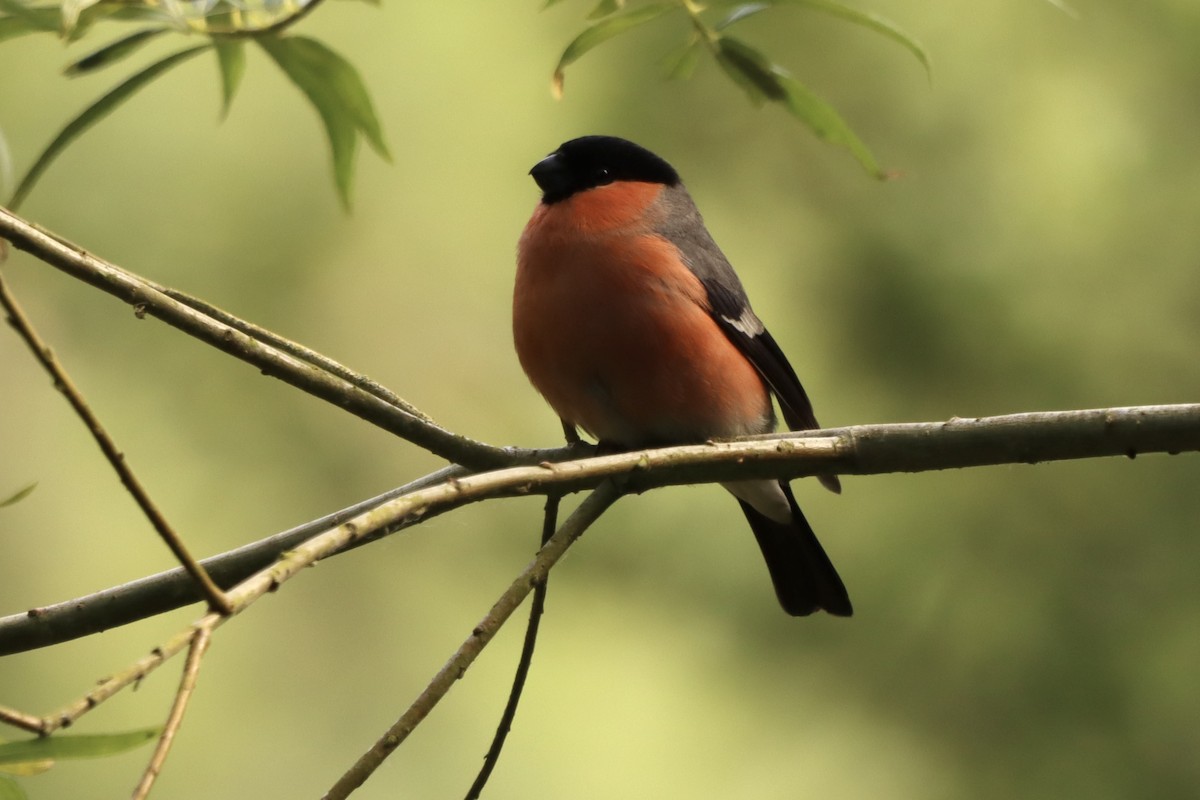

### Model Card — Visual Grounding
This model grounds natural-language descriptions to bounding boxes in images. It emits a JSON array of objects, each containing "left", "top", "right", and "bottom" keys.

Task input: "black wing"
[
  {"left": 703, "top": 279, "right": 841, "bottom": 494},
  {"left": 702, "top": 278, "right": 820, "bottom": 433},
  {"left": 655, "top": 185, "right": 840, "bottom": 491}
]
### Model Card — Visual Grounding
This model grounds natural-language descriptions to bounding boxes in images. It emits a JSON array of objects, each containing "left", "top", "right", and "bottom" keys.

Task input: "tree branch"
[
  {"left": 322, "top": 481, "right": 623, "bottom": 800},
  {"left": 131, "top": 624, "right": 212, "bottom": 800},
  {"left": 0, "top": 465, "right": 476, "bottom": 656},
  {"left": 2, "top": 404, "right": 1195, "bottom": 658},
  {"left": 465, "top": 494, "right": 561, "bottom": 799},
  {"left": 0, "top": 207, "right": 517, "bottom": 469},
  {"left": 0, "top": 271, "right": 233, "bottom": 615}
]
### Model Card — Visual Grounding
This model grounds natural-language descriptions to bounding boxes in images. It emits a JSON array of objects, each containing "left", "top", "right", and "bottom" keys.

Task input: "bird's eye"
[{"left": 595, "top": 166, "right": 613, "bottom": 184}]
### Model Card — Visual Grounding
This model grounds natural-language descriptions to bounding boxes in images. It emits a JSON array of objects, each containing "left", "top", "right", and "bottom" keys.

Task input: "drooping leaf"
[
  {"left": 714, "top": 2, "right": 770, "bottom": 30},
  {"left": 213, "top": 38, "right": 245, "bottom": 118},
  {"left": 551, "top": 3, "right": 675, "bottom": 98},
  {"left": 257, "top": 35, "right": 389, "bottom": 209},
  {"left": 0, "top": 482, "right": 37, "bottom": 508},
  {"left": 660, "top": 33, "right": 702, "bottom": 81},
  {"left": 586, "top": 0, "right": 622, "bottom": 20},
  {"left": 61, "top": 2, "right": 162, "bottom": 41},
  {"left": 0, "top": 775, "right": 28, "bottom": 800},
  {"left": 715, "top": 36, "right": 787, "bottom": 104},
  {"left": 63, "top": 27, "right": 170, "bottom": 76},
  {"left": 0, "top": 729, "right": 159, "bottom": 765},
  {"left": 257, "top": 35, "right": 389, "bottom": 159},
  {"left": 0, "top": 15, "right": 42, "bottom": 42},
  {"left": 0, "top": 754, "right": 53, "bottom": 776},
  {"left": 775, "top": 72, "right": 886, "bottom": 178},
  {"left": 0, "top": 0, "right": 58, "bottom": 41},
  {"left": 59, "top": 0, "right": 102, "bottom": 34},
  {"left": 8, "top": 44, "right": 210, "bottom": 211},
  {"left": 771, "top": 0, "right": 930, "bottom": 79}
]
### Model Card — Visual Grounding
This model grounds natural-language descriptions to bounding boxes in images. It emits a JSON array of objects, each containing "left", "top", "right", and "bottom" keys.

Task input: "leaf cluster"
[
  {"left": 548, "top": 0, "right": 932, "bottom": 178},
  {"left": 0, "top": 0, "right": 935, "bottom": 214},
  {"left": 0, "top": 0, "right": 388, "bottom": 210}
]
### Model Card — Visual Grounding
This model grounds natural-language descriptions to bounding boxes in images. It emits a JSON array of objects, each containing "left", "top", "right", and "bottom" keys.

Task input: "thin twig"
[
  {"left": 0, "top": 272, "right": 232, "bottom": 615},
  {"left": 131, "top": 624, "right": 213, "bottom": 800},
  {"left": 0, "top": 704, "right": 44, "bottom": 734},
  {"left": 0, "top": 465, "right": 477, "bottom": 656},
  {"left": 15, "top": 466, "right": 594, "bottom": 736},
  {"left": 0, "top": 207, "right": 516, "bottom": 469},
  {"left": 38, "top": 623, "right": 208, "bottom": 734},
  {"left": 323, "top": 481, "right": 623, "bottom": 800},
  {"left": 465, "top": 494, "right": 561, "bottom": 799}
]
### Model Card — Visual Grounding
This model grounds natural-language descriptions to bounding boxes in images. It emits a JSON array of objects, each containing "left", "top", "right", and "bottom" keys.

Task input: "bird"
[{"left": 513, "top": 135, "right": 851, "bottom": 617}]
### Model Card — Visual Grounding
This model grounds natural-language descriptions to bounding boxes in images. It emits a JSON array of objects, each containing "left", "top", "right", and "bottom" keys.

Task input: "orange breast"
[{"left": 514, "top": 183, "right": 772, "bottom": 446}]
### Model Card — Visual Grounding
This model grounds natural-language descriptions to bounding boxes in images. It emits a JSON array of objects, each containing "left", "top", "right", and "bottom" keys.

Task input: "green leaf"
[
  {"left": 586, "top": 0, "right": 622, "bottom": 20},
  {"left": 11, "top": 1, "right": 159, "bottom": 42},
  {"left": 715, "top": 2, "right": 770, "bottom": 30},
  {"left": 213, "top": 39, "right": 245, "bottom": 119},
  {"left": 0, "top": 775, "right": 28, "bottom": 800},
  {"left": 0, "top": 482, "right": 37, "bottom": 508},
  {"left": 771, "top": 0, "right": 930, "bottom": 79},
  {"left": 660, "top": 33, "right": 702, "bottom": 81},
  {"left": 257, "top": 35, "right": 390, "bottom": 210},
  {"left": 60, "top": 0, "right": 102, "bottom": 35},
  {"left": 64, "top": 27, "right": 170, "bottom": 76},
  {"left": 715, "top": 36, "right": 787, "bottom": 104},
  {"left": 7, "top": 44, "right": 210, "bottom": 211},
  {"left": 0, "top": 0, "right": 58, "bottom": 41},
  {"left": 776, "top": 72, "right": 885, "bottom": 178},
  {"left": 0, "top": 729, "right": 159, "bottom": 765},
  {"left": 551, "top": 2, "right": 675, "bottom": 98},
  {"left": 710, "top": 34, "right": 886, "bottom": 178},
  {"left": 83, "top": 3, "right": 174, "bottom": 34},
  {"left": 0, "top": 752, "right": 53, "bottom": 777}
]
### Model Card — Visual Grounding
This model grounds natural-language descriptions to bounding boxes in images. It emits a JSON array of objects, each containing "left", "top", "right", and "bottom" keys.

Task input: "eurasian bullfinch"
[{"left": 513, "top": 135, "right": 851, "bottom": 617}]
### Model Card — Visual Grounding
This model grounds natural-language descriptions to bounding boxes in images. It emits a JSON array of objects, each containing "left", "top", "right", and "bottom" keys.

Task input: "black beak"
[{"left": 529, "top": 152, "right": 572, "bottom": 203}]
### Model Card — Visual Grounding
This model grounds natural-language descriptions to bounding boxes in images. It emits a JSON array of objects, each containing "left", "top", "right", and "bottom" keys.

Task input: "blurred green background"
[{"left": 2, "top": 1, "right": 1199, "bottom": 797}]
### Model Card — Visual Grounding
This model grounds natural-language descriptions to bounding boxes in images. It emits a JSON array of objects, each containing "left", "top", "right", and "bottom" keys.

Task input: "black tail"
[{"left": 736, "top": 482, "right": 852, "bottom": 617}]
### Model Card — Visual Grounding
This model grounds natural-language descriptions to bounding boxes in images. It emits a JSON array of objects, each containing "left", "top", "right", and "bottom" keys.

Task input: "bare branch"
[
  {"left": 0, "top": 463, "right": 534, "bottom": 656},
  {"left": 39, "top": 623, "right": 203, "bottom": 734},
  {"left": 0, "top": 207, "right": 515, "bottom": 469},
  {"left": 323, "top": 481, "right": 623, "bottom": 800},
  {"left": 131, "top": 625, "right": 212, "bottom": 800},
  {"left": 0, "top": 704, "right": 44, "bottom": 734},
  {"left": 465, "top": 494, "right": 561, "bottom": 799},
  {"left": 0, "top": 272, "right": 232, "bottom": 615},
  {"left": 2, "top": 404, "right": 1196, "bottom": 656}
]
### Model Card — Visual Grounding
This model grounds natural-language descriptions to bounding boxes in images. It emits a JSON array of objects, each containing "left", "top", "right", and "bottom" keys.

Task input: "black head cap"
[{"left": 529, "top": 136, "right": 681, "bottom": 204}]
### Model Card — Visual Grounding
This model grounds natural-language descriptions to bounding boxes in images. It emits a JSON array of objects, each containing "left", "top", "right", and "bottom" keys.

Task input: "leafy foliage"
[
  {"left": 0, "top": 0, "right": 935, "bottom": 206},
  {"left": 257, "top": 34, "right": 390, "bottom": 209},
  {"left": 548, "top": 0, "right": 930, "bottom": 178},
  {"left": 0, "top": 0, "right": 389, "bottom": 210}
]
